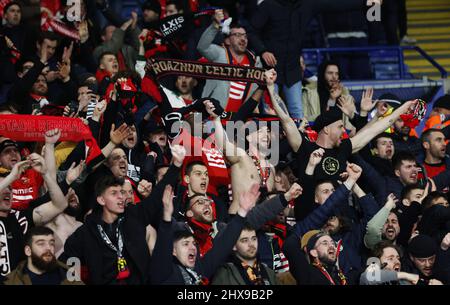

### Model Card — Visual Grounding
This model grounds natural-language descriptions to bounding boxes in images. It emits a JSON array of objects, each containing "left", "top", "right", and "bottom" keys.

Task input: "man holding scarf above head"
[{"left": 197, "top": 9, "right": 263, "bottom": 113}]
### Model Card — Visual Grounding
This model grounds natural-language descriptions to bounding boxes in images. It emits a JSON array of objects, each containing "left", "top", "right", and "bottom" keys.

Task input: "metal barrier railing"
[{"left": 302, "top": 46, "right": 448, "bottom": 79}]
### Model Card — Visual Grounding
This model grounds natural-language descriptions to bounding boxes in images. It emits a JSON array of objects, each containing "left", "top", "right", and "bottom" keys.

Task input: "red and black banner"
[{"left": 146, "top": 58, "right": 266, "bottom": 85}]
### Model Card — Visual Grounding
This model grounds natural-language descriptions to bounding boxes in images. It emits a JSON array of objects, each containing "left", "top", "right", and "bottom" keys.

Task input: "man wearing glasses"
[{"left": 197, "top": 9, "right": 263, "bottom": 113}]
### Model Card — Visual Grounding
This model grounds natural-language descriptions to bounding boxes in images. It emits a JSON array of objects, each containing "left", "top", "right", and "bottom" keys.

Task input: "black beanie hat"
[
  {"left": 408, "top": 235, "right": 437, "bottom": 258},
  {"left": 378, "top": 93, "right": 402, "bottom": 109},
  {"left": 142, "top": 0, "right": 161, "bottom": 15},
  {"left": 433, "top": 94, "right": 450, "bottom": 111},
  {"left": 312, "top": 107, "right": 343, "bottom": 132}
]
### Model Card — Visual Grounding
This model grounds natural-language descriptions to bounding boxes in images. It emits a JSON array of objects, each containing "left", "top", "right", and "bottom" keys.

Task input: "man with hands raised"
[{"left": 150, "top": 182, "right": 260, "bottom": 285}]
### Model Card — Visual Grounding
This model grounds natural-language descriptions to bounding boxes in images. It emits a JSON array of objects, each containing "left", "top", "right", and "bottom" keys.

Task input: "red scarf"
[
  {"left": 0, "top": 115, "right": 102, "bottom": 165},
  {"left": 187, "top": 218, "right": 214, "bottom": 257}
]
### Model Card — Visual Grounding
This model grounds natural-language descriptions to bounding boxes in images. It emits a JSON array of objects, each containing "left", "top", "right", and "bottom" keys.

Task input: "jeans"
[{"left": 274, "top": 81, "right": 303, "bottom": 120}]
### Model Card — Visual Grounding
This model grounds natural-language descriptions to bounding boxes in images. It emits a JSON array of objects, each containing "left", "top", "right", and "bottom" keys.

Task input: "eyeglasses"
[
  {"left": 230, "top": 33, "right": 247, "bottom": 38},
  {"left": 191, "top": 198, "right": 213, "bottom": 208}
]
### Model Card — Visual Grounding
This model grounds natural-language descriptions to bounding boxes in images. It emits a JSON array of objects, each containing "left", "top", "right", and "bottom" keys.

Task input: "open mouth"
[
  {"left": 188, "top": 253, "right": 196, "bottom": 263},
  {"left": 386, "top": 149, "right": 392, "bottom": 155},
  {"left": 117, "top": 201, "right": 125, "bottom": 209},
  {"left": 386, "top": 228, "right": 395, "bottom": 235},
  {"left": 119, "top": 164, "right": 127, "bottom": 172},
  {"left": 200, "top": 182, "right": 207, "bottom": 190}
]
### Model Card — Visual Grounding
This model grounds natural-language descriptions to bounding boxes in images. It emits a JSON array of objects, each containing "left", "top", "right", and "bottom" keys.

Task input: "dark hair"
[
  {"left": 37, "top": 31, "right": 60, "bottom": 45},
  {"left": 422, "top": 191, "right": 447, "bottom": 210},
  {"left": 371, "top": 132, "right": 393, "bottom": 149},
  {"left": 241, "top": 222, "right": 256, "bottom": 233},
  {"left": 227, "top": 21, "right": 247, "bottom": 35},
  {"left": 101, "top": 24, "right": 115, "bottom": 37},
  {"left": 314, "top": 179, "right": 336, "bottom": 193},
  {"left": 185, "top": 161, "right": 207, "bottom": 176},
  {"left": 334, "top": 214, "right": 352, "bottom": 233},
  {"left": 317, "top": 60, "right": 341, "bottom": 113},
  {"left": 392, "top": 151, "right": 416, "bottom": 171},
  {"left": 372, "top": 240, "right": 403, "bottom": 259},
  {"left": 166, "top": 0, "right": 183, "bottom": 10},
  {"left": 401, "top": 183, "right": 423, "bottom": 200},
  {"left": 3, "top": 1, "right": 21, "bottom": 14},
  {"left": 173, "top": 229, "right": 194, "bottom": 242},
  {"left": 99, "top": 51, "right": 117, "bottom": 62},
  {"left": 420, "top": 128, "right": 444, "bottom": 144},
  {"left": 95, "top": 175, "right": 124, "bottom": 197},
  {"left": 24, "top": 226, "right": 54, "bottom": 247}
]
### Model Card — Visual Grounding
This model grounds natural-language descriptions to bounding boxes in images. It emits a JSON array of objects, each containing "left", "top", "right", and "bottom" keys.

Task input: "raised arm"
[
  {"left": 0, "top": 160, "right": 30, "bottom": 192},
  {"left": 351, "top": 100, "right": 417, "bottom": 153},
  {"left": 43, "top": 129, "right": 61, "bottom": 179},
  {"left": 364, "top": 193, "right": 397, "bottom": 250},
  {"left": 29, "top": 153, "right": 68, "bottom": 226},
  {"left": 204, "top": 100, "right": 247, "bottom": 165},
  {"left": 149, "top": 185, "right": 176, "bottom": 284},
  {"left": 196, "top": 9, "right": 225, "bottom": 61},
  {"left": 265, "top": 69, "right": 302, "bottom": 152},
  {"left": 200, "top": 183, "right": 259, "bottom": 278}
]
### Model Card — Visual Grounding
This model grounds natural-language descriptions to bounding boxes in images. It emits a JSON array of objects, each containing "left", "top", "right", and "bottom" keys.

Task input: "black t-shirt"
[
  {"left": 295, "top": 133, "right": 353, "bottom": 182},
  {"left": 0, "top": 209, "right": 34, "bottom": 277},
  {"left": 25, "top": 266, "right": 63, "bottom": 285}
]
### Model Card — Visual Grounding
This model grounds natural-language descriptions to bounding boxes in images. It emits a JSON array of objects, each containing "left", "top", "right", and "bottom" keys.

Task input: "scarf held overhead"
[
  {"left": 0, "top": 115, "right": 101, "bottom": 164},
  {"left": 146, "top": 58, "right": 266, "bottom": 85}
]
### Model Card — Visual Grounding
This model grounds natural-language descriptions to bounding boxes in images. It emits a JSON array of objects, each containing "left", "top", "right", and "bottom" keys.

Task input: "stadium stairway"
[{"left": 404, "top": 0, "right": 450, "bottom": 79}]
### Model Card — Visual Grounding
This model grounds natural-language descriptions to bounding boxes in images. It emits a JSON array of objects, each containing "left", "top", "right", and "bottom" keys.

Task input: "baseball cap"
[{"left": 0, "top": 139, "right": 19, "bottom": 154}]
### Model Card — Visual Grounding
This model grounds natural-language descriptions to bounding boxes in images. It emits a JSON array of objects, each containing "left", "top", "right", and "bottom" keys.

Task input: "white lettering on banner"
[
  {"left": 12, "top": 188, "right": 34, "bottom": 195},
  {"left": 161, "top": 16, "right": 185, "bottom": 36},
  {"left": 203, "top": 149, "right": 227, "bottom": 169},
  {"left": 12, "top": 210, "right": 29, "bottom": 234},
  {"left": 0, "top": 221, "right": 11, "bottom": 276}
]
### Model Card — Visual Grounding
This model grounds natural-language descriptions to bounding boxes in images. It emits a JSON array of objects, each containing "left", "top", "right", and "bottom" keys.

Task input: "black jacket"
[
  {"left": 60, "top": 164, "right": 181, "bottom": 284},
  {"left": 417, "top": 205, "right": 450, "bottom": 245},
  {"left": 150, "top": 215, "right": 247, "bottom": 285},
  {"left": 248, "top": 0, "right": 367, "bottom": 86}
]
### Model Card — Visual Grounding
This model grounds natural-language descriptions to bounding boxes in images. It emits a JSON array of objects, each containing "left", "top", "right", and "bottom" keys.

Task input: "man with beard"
[
  {"left": 420, "top": 129, "right": 449, "bottom": 179},
  {"left": 60, "top": 145, "right": 185, "bottom": 285},
  {"left": 150, "top": 182, "right": 258, "bottom": 285},
  {"left": 289, "top": 157, "right": 377, "bottom": 279},
  {"left": 391, "top": 113, "right": 422, "bottom": 156},
  {"left": 211, "top": 224, "right": 279, "bottom": 285},
  {"left": 284, "top": 231, "right": 349, "bottom": 285},
  {"left": 364, "top": 193, "right": 401, "bottom": 250},
  {"left": 266, "top": 68, "right": 418, "bottom": 183},
  {"left": 402, "top": 234, "right": 447, "bottom": 285},
  {"left": 45, "top": 188, "right": 83, "bottom": 258},
  {"left": 206, "top": 100, "right": 276, "bottom": 215},
  {"left": 360, "top": 240, "right": 432, "bottom": 285},
  {"left": 181, "top": 183, "right": 302, "bottom": 257},
  {"left": 0, "top": 147, "right": 74, "bottom": 279},
  {"left": 3, "top": 226, "right": 83, "bottom": 285},
  {"left": 197, "top": 9, "right": 263, "bottom": 112}
]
